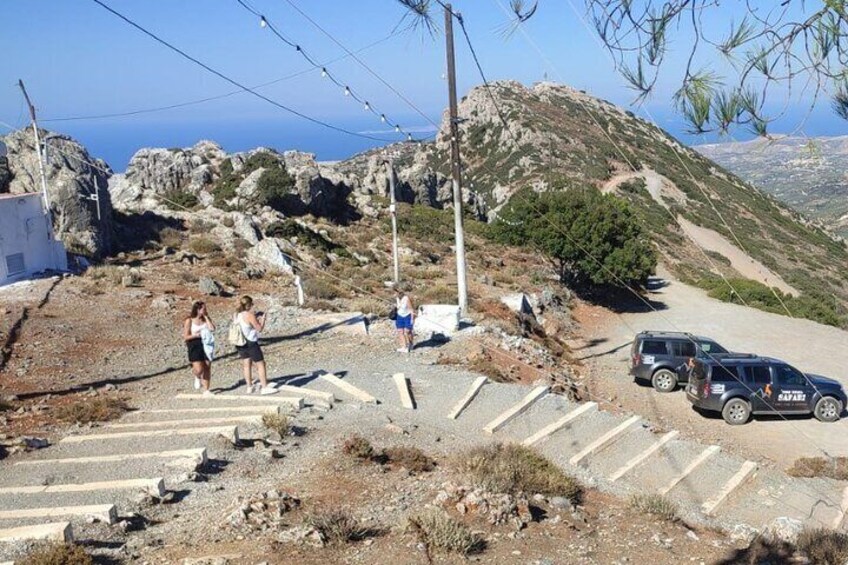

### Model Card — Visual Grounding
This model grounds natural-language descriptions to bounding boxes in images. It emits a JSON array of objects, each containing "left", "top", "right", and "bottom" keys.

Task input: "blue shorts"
[{"left": 395, "top": 314, "right": 413, "bottom": 330}]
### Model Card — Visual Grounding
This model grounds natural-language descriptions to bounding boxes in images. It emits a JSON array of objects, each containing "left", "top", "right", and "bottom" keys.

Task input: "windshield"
[{"left": 696, "top": 341, "right": 728, "bottom": 357}]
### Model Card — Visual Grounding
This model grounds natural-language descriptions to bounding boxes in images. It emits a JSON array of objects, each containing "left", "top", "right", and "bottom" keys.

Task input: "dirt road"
[{"left": 573, "top": 267, "right": 848, "bottom": 469}]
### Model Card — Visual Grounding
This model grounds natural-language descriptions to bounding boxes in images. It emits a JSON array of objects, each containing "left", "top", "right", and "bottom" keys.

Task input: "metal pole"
[
  {"left": 444, "top": 4, "right": 468, "bottom": 313},
  {"left": 386, "top": 159, "right": 400, "bottom": 285},
  {"left": 17, "top": 80, "right": 52, "bottom": 219}
]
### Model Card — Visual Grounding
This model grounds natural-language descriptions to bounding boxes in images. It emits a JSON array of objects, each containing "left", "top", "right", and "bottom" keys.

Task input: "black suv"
[
  {"left": 686, "top": 356, "right": 847, "bottom": 425},
  {"left": 629, "top": 331, "right": 729, "bottom": 393}
]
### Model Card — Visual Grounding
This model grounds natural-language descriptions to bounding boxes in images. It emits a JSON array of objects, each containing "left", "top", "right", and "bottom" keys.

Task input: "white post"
[
  {"left": 294, "top": 275, "right": 305, "bottom": 307},
  {"left": 386, "top": 159, "right": 400, "bottom": 285},
  {"left": 18, "top": 80, "right": 52, "bottom": 219}
]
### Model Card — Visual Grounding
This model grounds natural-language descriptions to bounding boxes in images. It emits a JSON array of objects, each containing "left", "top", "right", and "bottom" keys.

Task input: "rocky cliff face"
[{"left": 1, "top": 129, "right": 113, "bottom": 258}]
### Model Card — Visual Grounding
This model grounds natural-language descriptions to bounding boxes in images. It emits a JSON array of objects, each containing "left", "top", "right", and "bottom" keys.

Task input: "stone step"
[
  {"left": 447, "top": 376, "right": 488, "bottom": 420},
  {"left": 107, "top": 415, "right": 263, "bottom": 430},
  {"left": 0, "top": 522, "right": 72, "bottom": 543},
  {"left": 451, "top": 381, "right": 536, "bottom": 431},
  {"left": 612, "top": 440, "right": 708, "bottom": 494},
  {"left": 174, "top": 393, "right": 304, "bottom": 409},
  {"left": 14, "top": 448, "right": 207, "bottom": 469},
  {"left": 716, "top": 467, "right": 845, "bottom": 530},
  {"left": 662, "top": 449, "right": 746, "bottom": 508},
  {"left": 533, "top": 407, "right": 636, "bottom": 467},
  {"left": 0, "top": 504, "right": 117, "bottom": 525},
  {"left": 129, "top": 406, "right": 282, "bottom": 419},
  {"left": 60, "top": 425, "right": 239, "bottom": 445},
  {"left": 0, "top": 478, "right": 165, "bottom": 498},
  {"left": 393, "top": 373, "right": 415, "bottom": 409},
  {"left": 702, "top": 460, "right": 758, "bottom": 517},
  {"left": 483, "top": 386, "right": 549, "bottom": 434},
  {"left": 316, "top": 372, "right": 377, "bottom": 404},
  {"left": 607, "top": 431, "right": 679, "bottom": 482},
  {"left": 658, "top": 445, "right": 721, "bottom": 496},
  {"left": 491, "top": 394, "right": 581, "bottom": 444}
]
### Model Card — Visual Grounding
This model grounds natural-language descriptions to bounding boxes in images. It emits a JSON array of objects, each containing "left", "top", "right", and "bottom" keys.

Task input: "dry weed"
[
  {"left": 53, "top": 397, "right": 130, "bottom": 424},
  {"left": 262, "top": 413, "right": 289, "bottom": 438},
  {"left": 787, "top": 457, "right": 848, "bottom": 481},
  {"left": 797, "top": 528, "right": 848, "bottom": 564},
  {"left": 21, "top": 542, "right": 93, "bottom": 565},
  {"left": 407, "top": 509, "right": 485, "bottom": 556},
  {"left": 86, "top": 265, "right": 123, "bottom": 285},
  {"left": 305, "top": 509, "right": 371, "bottom": 545},
  {"left": 629, "top": 494, "right": 678, "bottom": 522},
  {"left": 382, "top": 446, "right": 436, "bottom": 473},
  {"left": 342, "top": 435, "right": 374, "bottom": 460},
  {"left": 188, "top": 237, "right": 221, "bottom": 255},
  {"left": 460, "top": 443, "right": 581, "bottom": 501}
]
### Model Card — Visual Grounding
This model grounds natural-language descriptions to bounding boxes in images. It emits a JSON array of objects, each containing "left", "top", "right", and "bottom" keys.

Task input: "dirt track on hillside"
[{"left": 573, "top": 267, "right": 848, "bottom": 469}]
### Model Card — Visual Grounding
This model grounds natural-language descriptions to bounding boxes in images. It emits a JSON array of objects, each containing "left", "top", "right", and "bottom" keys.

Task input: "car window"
[
  {"left": 773, "top": 364, "right": 807, "bottom": 386},
  {"left": 744, "top": 365, "right": 771, "bottom": 385},
  {"left": 674, "top": 341, "right": 697, "bottom": 357},
  {"left": 641, "top": 340, "right": 668, "bottom": 355},
  {"left": 710, "top": 364, "right": 740, "bottom": 382},
  {"left": 700, "top": 341, "right": 727, "bottom": 354}
]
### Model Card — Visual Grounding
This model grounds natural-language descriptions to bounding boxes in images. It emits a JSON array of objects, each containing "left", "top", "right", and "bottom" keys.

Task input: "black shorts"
[
  {"left": 187, "top": 339, "right": 208, "bottom": 363},
  {"left": 237, "top": 340, "right": 264, "bottom": 363}
]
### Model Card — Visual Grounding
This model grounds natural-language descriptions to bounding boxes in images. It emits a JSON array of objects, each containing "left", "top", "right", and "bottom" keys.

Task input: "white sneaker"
[
  {"left": 194, "top": 377, "right": 201, "bottom": 390},
  {"left": 244, "top": 383, "right": 255, "bottom": 394},
  {"left": 252, "top": 383, "right": 262, "bottom": 393},
  {"left": 396, "top": 347, "right": 408, "bottom": 353},
  {"left": 259, "top": 386, "right": 278, "bottom": 396},
  {"left": 202, "top": 390, "right": 216, "bottom": 397}
]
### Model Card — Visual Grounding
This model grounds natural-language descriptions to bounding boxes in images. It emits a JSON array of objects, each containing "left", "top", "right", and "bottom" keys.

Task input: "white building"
[{"left": 0, "top": 192, "right": 67, "bottom": 285}]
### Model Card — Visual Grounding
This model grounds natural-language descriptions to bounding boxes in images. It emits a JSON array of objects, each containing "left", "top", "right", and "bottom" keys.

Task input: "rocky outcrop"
[{"left": 1, "top": 129, "right": 113, "bottom": 257}]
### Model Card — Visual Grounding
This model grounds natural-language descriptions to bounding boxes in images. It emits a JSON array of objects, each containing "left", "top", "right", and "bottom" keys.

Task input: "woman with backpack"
[
  {"left": 183, "top": 300, "right": 215, "bottom": 395},
  {"left": 231, "top": 296, "right": 277, "bottom": 395}
]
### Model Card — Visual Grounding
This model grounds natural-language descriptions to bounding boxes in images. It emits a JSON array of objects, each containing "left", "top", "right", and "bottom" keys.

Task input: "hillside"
[
  {"left": 399, "top": 81, "right": 848, "bottom": 324},
  {"left": 696, "top": 135, "right": 848, "bottom": 239}
]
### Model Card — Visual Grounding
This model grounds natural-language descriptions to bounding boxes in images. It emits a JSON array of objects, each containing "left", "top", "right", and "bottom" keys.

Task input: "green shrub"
[
  {"left": 489, "top": 187, "right": 656, "bottom": 289},
  {"left": 305, "top": 509, "right": 372, "bottom": 545},
  {"left": 306, "top": 278, "right": 345, "bottom": 300},
  {"left": 254, "top": 166, "right": 296, "bottom": 211},
  {"left": 188, "top": 237, "right": 221, "bottom": 255},
  {"left": 460, "top": 443, "right": 581, "bottom": 500},
  {"left": 162, "top": 189, "right": 198, "bottom": 211}
]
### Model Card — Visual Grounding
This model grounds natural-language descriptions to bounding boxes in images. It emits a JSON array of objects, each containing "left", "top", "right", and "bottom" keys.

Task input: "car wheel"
[
  {"left": 722, "top": 398, "right": 751, "bottom": 425},
  {"left": 651, "top": 369, "right": 678, "bottom": 393},
  {"left": 814, "top": 396, "right": 842, "bottom": 423}
]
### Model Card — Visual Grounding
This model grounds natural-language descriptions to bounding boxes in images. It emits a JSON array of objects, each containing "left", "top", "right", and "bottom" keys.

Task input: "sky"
[{"left": 1, "top": 0, "right": 845, "bottom": 171}]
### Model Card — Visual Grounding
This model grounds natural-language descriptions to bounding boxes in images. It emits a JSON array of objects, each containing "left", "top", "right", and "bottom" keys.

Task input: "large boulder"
[
  {"left": 247, "top": 238, "right": 293, "bottom": 274},
  {"left": 1, "top": 128, "right": 113, "bottom": 257}
]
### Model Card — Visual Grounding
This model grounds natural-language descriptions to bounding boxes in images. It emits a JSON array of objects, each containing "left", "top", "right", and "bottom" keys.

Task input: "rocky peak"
[{"left": 1, "top": 128, "right": 113, "bottom": 257}]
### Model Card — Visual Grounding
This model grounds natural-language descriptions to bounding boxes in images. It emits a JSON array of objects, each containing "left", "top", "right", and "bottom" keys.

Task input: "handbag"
[
  {"left": 388, "top": 307, "right": 398, "bottom": 321},
  {"left": 228, "top": 315, "right": 247, "bottom": 347}
]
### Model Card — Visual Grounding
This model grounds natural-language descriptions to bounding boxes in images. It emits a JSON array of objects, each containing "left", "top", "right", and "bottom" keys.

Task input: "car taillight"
[
  {"left": 702, "top": 382, "right": 710, "bottom": 397},
  {"left": 632, "top": 354, "right": 641, "bottom": 366}
]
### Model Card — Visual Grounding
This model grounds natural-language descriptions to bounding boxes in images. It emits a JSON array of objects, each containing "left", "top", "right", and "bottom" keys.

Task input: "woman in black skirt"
[{"left": 183, "top": 301, "right": 216, "bottom": 395}]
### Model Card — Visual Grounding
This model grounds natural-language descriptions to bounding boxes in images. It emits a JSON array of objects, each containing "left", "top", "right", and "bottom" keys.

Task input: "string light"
[
  {"left": 344, "top": 86, "right": 351, "bottom": 96},
  {"left": 380, "top": 114, "right": 387, "bottom": 123},
  {"left": 364, "top": 101, "right": 370, "bottom": 111},
  {"left": 395, "top": 124, "right": 400, "bottom": 133},
  {"left": 259, "top": 16, "right": 267, "bottom": 28},
  {"left": 407, "top": 133, "right": 413, "bottom": 141},
  {"left": 321, "top": 67, "right": 327, "bottom": 77}
]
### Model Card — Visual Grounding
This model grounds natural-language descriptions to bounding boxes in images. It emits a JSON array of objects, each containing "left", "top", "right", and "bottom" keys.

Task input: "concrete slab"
[
  {"left": 271, "top": 384, "right": 334, "bottom": 405},
  {"left": 522, "top": 402, "right": 597, "bottom": 446},
  {"left": 483, "top": 386, "right": 549, "bottom": 434},
  {"left": 60, "top": 425, "right": 239, "bottom": 445},
  {"left": 415, "top": 304, "right": 461, "bottom": 336},
  {"left": 319, "top": 372, "right": 377, "bottom": 404},
  {"left": 569, "top": 415, "right": 641, "bottom": 466},
  {"left": 0, "top": 522, "right": 72, "bottom": 543},
  {"left": 0, "top": 477, "right": 165, "bottom": 497},
  {"left": 0, "top": 504, "right": 117, "bottom": 525},
  {"left": 139, "top": 406, "right": 281, "bottom": 415},
  {"left": 15, "top": 448, "right": 208, "bottom": 468},
  {"left": 448, "top": 377, "right": 488, "bottom": 420},
  {"left": 659, "top": 445, "right": 721, "bottom": 495},
  {"left": 107, "top": 415, "right": 262, "bottom": 429},
  {"left": 702, "top": 461, "right": 758, "bottom": 516},
  {"left": 174, "top": 393, "right": 303, "bottom": 409},
  {"left": 609, "top": 431, "right": 679, "bottom": 482},
  {"left": 393, "top": 373, "right": 415, "bottom": 409}
]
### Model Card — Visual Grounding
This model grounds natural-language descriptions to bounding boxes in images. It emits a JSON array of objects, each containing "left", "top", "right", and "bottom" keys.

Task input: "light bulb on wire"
[
  {"left": 344, "top": 86, "right": 351, "bottom": 96},
  {"left": 380, "top": 114, "right": 387, "bottom": 123},
  {"left": 364, "top": 101, "right": 370, "bottom": 111},
  {"left": 395, "top": 125, "right": 401, "bottom": 133},
  {"left": 407, "top": 133, "right": 413, "bottom": 142},
  {"left": 259, "top": 16, "right": 267, "bottom": 28},
  {"left": 321, "top": 68, "right": 327, "bottom": 78}
]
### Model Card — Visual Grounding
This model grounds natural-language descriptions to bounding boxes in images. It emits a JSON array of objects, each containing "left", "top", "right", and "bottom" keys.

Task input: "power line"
[
  {"left": 42, "top": 31, "right": 401, "bottom": 123},
  {"left": 234, "top": 0, "right": 421, "bottom": 142},
  {"left": 281, "top": 0, "right": 441, "bottom": 130},
  {"left": 89, "top": 0, "right": 394, "bottom": 143}
]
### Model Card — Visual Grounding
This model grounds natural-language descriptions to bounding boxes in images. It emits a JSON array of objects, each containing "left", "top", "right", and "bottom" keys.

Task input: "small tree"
[{"left": 490, "top": 187, "right": 656, "bottom": 289}]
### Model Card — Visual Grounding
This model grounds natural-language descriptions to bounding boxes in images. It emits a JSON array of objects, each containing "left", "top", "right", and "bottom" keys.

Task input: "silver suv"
[{"left": 629, "top": 331, "right": 729, "bottom": 392}]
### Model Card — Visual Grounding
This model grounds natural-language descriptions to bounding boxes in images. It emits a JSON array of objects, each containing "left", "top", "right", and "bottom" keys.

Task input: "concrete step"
[
  {"left": 0, "top": 478, "right": 166, "bottom": 514},
  {"left": 493, "top": 394, "right": 579, "bottom": 443},
  {"left": 174, "top": 393, "right": 304, "bottom": 410},
  {"left": 404, "top": 372, "right": 480, "bottom": 417},
  {"left": 123, "top": 406, "right": 282, "bottom": 421},
  {"left": 17, "top": 431, "right": 231, "bottom": 461},
  {"left": 60, "top": 425, "right": 240, "bottom": 445},
  {"left": 0, "top": 522, "right": 72, "bottom": 543},
  {"left": 483, "top": 386, "right": 549, "bottom": 434},
  {"left": 0, "top": 504, "right": 117, "bottom": 526},
  {"left": 452, "top": 381, "right": 536, "bottom": 431},
  {"left": 14, "top": 448, "right": 207, "bottom": 470},
  {"left": 582, "top": 425, "right": 672, "bottom": 481},
  {"left": 106, "top": 415, "right": 263, "bottom": 430},
  {"left": 663, "top": 450, "right": 748, "bottom": 508},
  {"left": 612, "top": 440, "right": 708, "bottom": 494},
  {"left": 301, "top": 372, "right": 378, "bottom": 404},
  {"left": 716, "top": 468, "right": 846, "bottom": 529},
  {"left": 533, "top": 407, "right": 637, "bottom": 469}
]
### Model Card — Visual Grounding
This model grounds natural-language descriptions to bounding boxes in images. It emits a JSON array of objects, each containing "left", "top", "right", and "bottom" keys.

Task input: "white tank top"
[
  {"left": 190, "top": 320, "right": 206, "bottom": 337},
  {"left": 238, "top": 312, "right": 259, "bottom": 342},
  {"left": 396, "top": 295, "right": 411, "bottom": 317}
]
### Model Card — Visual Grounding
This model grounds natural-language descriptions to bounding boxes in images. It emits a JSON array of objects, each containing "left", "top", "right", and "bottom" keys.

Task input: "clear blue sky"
[{"left": 1, "top": 0, "right": 843, "bottom": 170}]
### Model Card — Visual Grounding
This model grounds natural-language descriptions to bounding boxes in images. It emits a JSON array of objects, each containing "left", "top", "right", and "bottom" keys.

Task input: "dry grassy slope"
[{"left": 410, "top": 81, "right": 848, "bottom": 311}]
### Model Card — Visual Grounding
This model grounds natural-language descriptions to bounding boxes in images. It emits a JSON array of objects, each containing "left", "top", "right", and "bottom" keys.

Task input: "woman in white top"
[
  {"left": 394, "top": 285, "right": 415, "bottom": 353},
  {"left": 182, "top": 301, "right": 216, "bottom": 395},
  {"left": 235, "top": 296, "right": 277, "bottom": 395}
]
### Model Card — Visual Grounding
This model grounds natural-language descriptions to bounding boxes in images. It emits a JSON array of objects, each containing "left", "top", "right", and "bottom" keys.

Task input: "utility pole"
[
  {"left": 444, "top": 3, "right": 469, "bottom": 313},
  {"left": 386, "top": 158, "right": 400, "bottom": 285},
  {"left": 17, "top": 80, "right": 52, "bottom": 219}
]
